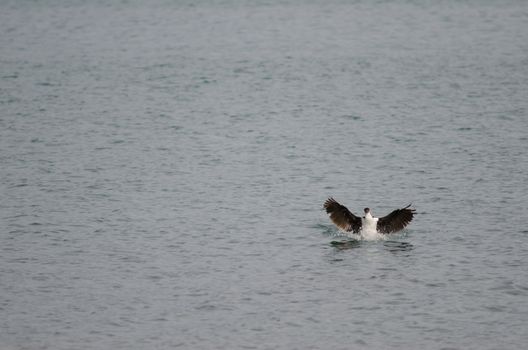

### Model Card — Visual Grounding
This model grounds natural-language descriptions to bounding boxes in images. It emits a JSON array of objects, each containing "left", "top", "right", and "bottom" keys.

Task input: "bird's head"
[{"left": 364, "top": 208, "right": 370, "bottom": 214}]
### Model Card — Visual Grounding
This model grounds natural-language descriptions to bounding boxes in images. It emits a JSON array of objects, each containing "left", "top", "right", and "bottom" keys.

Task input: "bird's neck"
[{"left": 365, "top": 212, "right": 373, "bottom": 219}]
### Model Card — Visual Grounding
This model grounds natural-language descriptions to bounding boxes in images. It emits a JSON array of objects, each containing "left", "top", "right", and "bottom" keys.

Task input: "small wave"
[
  {"left": 383, "top": 240, "right": 414, "bottom": 252},
  {"left": 330, "top": 239, "right": 413, "bottom": 252}
]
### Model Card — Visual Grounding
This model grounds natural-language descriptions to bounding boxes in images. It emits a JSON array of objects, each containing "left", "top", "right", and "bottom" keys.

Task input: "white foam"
[{"left": 341, "top": 227, "right": 388, "bottom": 241}]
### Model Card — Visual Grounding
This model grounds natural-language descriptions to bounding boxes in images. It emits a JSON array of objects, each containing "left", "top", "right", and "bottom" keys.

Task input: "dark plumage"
[
  {"left": 376, "top": 204, "right": 416, "bottom": 233},
  {"left": 323, "top": 198, "right": 362, "bottom": 233}
]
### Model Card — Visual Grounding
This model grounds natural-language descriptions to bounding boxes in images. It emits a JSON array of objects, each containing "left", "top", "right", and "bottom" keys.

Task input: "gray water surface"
[{"left": 1, "top": 1, "right": 528, "bottom": 349}]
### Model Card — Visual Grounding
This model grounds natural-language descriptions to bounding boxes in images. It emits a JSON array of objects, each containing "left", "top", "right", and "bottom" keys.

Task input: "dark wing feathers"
[
  {"left": 323, "top": 197, "right": 362, "bottom": 233},
  {"left": 376, "top": 204, "right": 416, "bottom": 234}
]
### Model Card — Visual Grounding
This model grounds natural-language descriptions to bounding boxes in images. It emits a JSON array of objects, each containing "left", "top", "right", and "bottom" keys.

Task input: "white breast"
[{"left": 361, "top": 215, "right": 379, "bottom": 239}]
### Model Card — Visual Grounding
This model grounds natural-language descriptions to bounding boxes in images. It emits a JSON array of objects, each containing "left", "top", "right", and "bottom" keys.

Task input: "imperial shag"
[{"left": 324, "top": 198, "right": 415, "bottom": 234}]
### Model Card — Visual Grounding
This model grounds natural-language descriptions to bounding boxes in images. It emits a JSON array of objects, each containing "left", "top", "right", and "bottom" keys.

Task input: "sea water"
[{"left": 1, "top": 0, "right": 528, "bottom": 349}]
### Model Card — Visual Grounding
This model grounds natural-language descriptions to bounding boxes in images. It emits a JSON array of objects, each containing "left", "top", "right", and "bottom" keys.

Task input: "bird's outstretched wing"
[
  {"left": 323, "top": 198, "right": 362, "bottom": 233},
  {"left": 376, "top": 204, "right": 416, "bottom": 234}
]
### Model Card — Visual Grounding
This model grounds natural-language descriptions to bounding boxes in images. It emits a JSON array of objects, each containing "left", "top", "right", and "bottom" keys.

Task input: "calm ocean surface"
[{"left": 1, "top": 0, "right": 528, "bottom": 349}]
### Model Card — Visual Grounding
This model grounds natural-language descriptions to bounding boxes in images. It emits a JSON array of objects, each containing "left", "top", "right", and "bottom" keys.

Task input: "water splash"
[{"left": 332, "top": 228, "right": 389, "bottom": 241}]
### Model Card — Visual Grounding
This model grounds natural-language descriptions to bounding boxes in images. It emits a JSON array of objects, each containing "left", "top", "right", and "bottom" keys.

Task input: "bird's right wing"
[
  {"left": 376, "top": 204, "right": 416, "bottom": 234},
  {"left": 323, "top": 198, "right": 362, "bottom": 233}
]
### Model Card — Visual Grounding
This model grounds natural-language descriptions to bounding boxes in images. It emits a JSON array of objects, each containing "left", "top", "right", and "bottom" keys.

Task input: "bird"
[{"left": 323, "top": 197, "right": 416, "bottom": 235}]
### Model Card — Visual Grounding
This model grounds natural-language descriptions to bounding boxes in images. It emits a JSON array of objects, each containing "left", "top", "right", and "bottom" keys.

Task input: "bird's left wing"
[
  {"left": 323, "top": 198, "right": 362, "bottom": 233},
  {"left": 376, "top": 204, "right": 416, "bottom": 234}
]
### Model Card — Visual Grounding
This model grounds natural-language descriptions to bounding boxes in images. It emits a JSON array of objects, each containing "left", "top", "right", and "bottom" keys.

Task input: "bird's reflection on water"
[
  {"left": 383, "top": 240, "right": 414, "bottom": 252},
  {"left": 330, "top": 239, "right": 362, "bottom": 250},
  {"left": 330, "top": 239, "right": 413, "bottom": 252}
]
